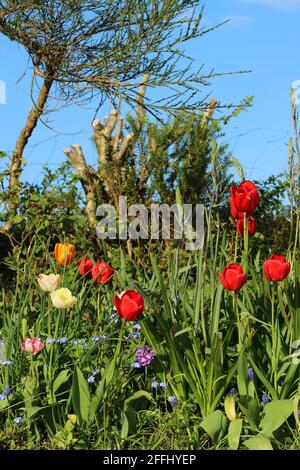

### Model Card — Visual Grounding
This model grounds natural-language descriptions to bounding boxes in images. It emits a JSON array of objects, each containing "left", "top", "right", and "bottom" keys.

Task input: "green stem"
[
  {"left": 234, "top": 293, "right": 242, "bottom": 351},
  {"left": 271, "top": 284, "right": 277, "bottom": 389},
  {"left": 242, "top": 213, "right": 249, "bottom": 276}
]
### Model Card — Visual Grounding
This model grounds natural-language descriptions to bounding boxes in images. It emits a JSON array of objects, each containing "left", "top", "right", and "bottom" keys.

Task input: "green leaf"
[
  {"left": 228, "top": 418, "right": 243, "bottom": 450},
  {"left": 71, "top": 366, "right": 91, "bottom": 423},
  {"left": 125, "top": 390, "right": 153, "bottom": 407},
  {"left": 260, "top": 400, "right": 293, "bottom": 436},
  {"left": 90, "top": 358, "right": 116, "bottom": 419},
  {"left": 200, "top": 410, "right": 227, "bottom": 444},
  {"left": 53, "top": 369, "right": 70, "bottom": 394},
  {"left": 238, "top": 395, "right": 260, "bottom": 430},
  {"left": 243, "top": 435, "right": 273, "bottom": 450},
  {"left": 237, "top": 352, "right": 248, "bottom": 396},
  {"left": 121, "top": 410, "right": 129, "bottom": 441},
  {"left": 0, "top": 399, "right": 8, "bottom": 410}
]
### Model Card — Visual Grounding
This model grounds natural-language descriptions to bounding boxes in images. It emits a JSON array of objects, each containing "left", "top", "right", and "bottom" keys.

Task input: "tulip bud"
[
  {"left": 21, "top": 318, "right": 28, "bottom": 340},
  {"left": 224, "top": 395, "right": 237, "bottom": 422},
  {"left": 67, "top": 414, "right": 77, "bottom": 425}
]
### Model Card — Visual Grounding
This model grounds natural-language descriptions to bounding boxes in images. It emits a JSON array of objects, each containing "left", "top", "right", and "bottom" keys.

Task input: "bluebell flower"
[
  {"left": 46, "top": 338, "right": 56, "bottom": 344},
  {"left": 81, "top": 343, "right": 87, "bottom": 350},
  {"left": 72, "top": 339, "right": 83, "bottom": 345},
  {"left": 160, "top": 382, "right": 168, "bottom": 388},
  {"left": 132, "top": 324, "right": 141, "bottom": 330},
  {"left": 14, "top": 417, "right": 22, "bottom": 424},
  {"left": 151, "top": 381, "right": 159, "bottom": 388},
  {"left": 110, "top": 311, "right": 117, "bottom": 319},
  {"left": 131, "top": 361, "right": 142, "bottom": 368},
  {"left": 58, "top": 337, "right": 69, "bottom": 344},
  {"left": 126, "top": 333, "right": 140, "bottom": 340},
  {"left": 4, "top": 386, "right": 11, "bottom": 397},
  {"left": 229, "top": 387, "right": 236, "bottom": 396},
  {"left": 1, "top": 360, "right": 13, "bottom": 366},
  {"left": 167, "top": 396, "right": 178, "bottom": 405},
  {"left": 87, "top": 376, "right": 95, "bottom": 383},
  {"left": 92, "top": 335, "right": 107, "bottom": 342},
  {"left": 0, "top": 394, "right": 5, "bottom": 400},
  {"left": 248, "top": 368, "right": 254, "bottom": 381},
  {"left": 298, "top": 408, "right": 300, "bottom": 420},
  {"left": 92, "top": 369, "right": 100, "bottom": 376}
]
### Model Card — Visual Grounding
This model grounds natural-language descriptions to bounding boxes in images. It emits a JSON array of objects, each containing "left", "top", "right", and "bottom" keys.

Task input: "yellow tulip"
[
  {"left": 54, "top": 243, "right": 76, "bottom": 266},
  {"left": 50, "top": 288, "right": 77, "bottom": 309}
]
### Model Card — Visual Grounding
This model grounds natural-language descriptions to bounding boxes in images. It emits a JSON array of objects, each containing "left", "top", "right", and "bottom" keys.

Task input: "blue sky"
[{"left": 0, "top": 0, "right": 299, "bottom": 184}]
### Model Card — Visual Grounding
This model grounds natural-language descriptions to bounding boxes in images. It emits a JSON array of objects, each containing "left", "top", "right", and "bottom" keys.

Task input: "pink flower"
[{"left": 20, "top": 338, "right": 45, "bottom": 354}]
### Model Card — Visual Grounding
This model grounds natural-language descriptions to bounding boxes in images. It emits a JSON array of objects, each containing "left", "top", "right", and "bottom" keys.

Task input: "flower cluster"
[{"left": 220, "top": 181, "right": 291, "bottom": 291}]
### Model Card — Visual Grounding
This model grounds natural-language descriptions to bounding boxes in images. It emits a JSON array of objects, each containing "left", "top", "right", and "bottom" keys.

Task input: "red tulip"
[
  {"left": 230, "top": 181, "right": 259, "bottom": 215},
  {"left": 230, "top": 194, "right": 244, "bottom": 220},
  {"left": 263, "top": 255, "right": 290, "bottom": 282},
  {"left": 237, "top": 216, "right": 257, "bottom": 237},
  {"left": 92, "top": 261, "right": 114, "bottom": 284},
  {"left": 78, "top": 258, "right": 94, "bottom": 277},
  {"left": 219, "top": 264, "right": 247, "bottom": 291},
  {"left": 113, "top": 290, "right": 144, "bottom": 321}
]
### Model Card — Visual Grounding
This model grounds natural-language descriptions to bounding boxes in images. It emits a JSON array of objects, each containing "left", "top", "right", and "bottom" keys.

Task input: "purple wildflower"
[
  {"left": 126, "top": 333, "right": 140, "bottom": 340},
  {"left": 87, "top": 376, "right": 95, "bottom": 383},
  {"left": 160, "top": 382, "right": 168, "bottom": 388},
  {"left": 92, "top": 335, "right": 107, "bottom": 342},
  {"left": 72, "top": 339, "right": 83, "bottom": 345},
  {"left": 262, "top": 394, "right": 269, "bottom": 405},
  {"left": 14, "top": 417, "right": 22, "bottom": 424},
  {"left": 131, "top": 361, "right": 142, "bottom": 368},
  {"left": 4, "top": 386, "right": 11, "bottom": 397},
  {"left": 151, "top": 381, "right": 159, "bottom": 388},
  {"left": 298, "top": 408, "right": 300, "bottom": 420},
  {"left": 132, "top": 324, "right": 141, "bottom": 330},
  {"left": 92, "top": 369, "right": 100, "bottom": 376},
  {"left": 1, "top": 360, "right": 13, "bottom": 366},
  {"left": 167, "top": 396, "right": 178, "bottom": 405},
  {"left": 229, "top": 387, "right": 236, "bottom": 396},
  {"left": 46, "top": 338, "right": 56, "bottom": 344},
  {"left": 0, "top": 394, "right": 5, "bottom": 400},
  {"left": 58, "top": 337, "right": 69, "bottom": 345},
  {"left": 248, "top": 368, "right": 254, "bottom": 381},
  {"left": 136, "top": 346, "right": 155, "bottom": 367}
]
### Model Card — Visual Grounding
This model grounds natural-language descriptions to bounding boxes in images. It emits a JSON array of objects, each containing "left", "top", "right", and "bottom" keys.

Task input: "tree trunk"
[{"left": 1, "top": 75, "right": 53, "bottom": 233}]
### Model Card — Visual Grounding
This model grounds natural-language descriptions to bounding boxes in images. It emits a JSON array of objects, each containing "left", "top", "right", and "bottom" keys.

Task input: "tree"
[{"left": 0, "top": 0, "right": 217, "bottom": 232}]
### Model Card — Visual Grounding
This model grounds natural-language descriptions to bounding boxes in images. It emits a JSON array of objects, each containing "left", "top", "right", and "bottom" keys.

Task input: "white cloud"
[
  {"left": 237, "top": 0, "right": 300, "bottom": 10},
  {"left": 223, "top": 14, "right": 256, "bottom": 27}
]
